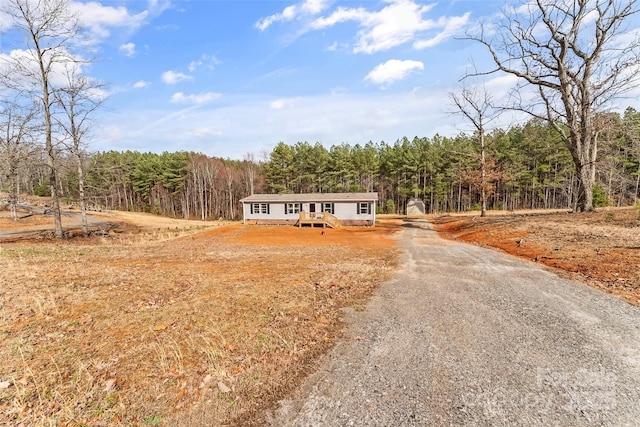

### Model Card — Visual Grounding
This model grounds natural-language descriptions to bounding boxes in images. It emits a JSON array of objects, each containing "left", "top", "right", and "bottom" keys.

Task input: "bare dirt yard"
[
  {"left": 432, "top": 207, "right": 640, "bottom": 307},
  {"left": 0, "top": 201, "right": 399, "bottom": 426},
  {"left": 1, "top": 200, "right": 638, "bottom": 426}
]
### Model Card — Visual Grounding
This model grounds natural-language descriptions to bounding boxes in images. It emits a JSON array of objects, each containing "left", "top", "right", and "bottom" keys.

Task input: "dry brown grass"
[{"left": 0, "top": 214, "right": 400, "bottom": 426}]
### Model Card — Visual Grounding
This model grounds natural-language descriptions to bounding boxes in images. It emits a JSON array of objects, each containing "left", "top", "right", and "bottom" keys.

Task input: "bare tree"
[
  {"left": 222, "top": 165, "right": 239, "bottom": 219},
  {"left": 0, "top": 98, "right": 40, "bottom": 219},
  {"left": 468, "top": 0, "right": 640, "bottom": 212},
  {"left": 242, "top": 152, "right": 258, "bottom": 195},
  {"left": 2, "top": 0, "right": 83, "bottom": 237},
  {"left": 449, "top": 84, "right": 501, "bottom": 217},
  {"left": 54, "top": 66, "right": 105, "bottom": 236}
]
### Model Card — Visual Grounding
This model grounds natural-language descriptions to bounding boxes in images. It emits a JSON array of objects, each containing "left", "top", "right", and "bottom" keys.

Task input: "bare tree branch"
[
  {"left": 1, "top": 0, "right": 87, "bottom": 237},
  {"left": 464, "top": 0, "right": 640, "bottom": 211},
  {"left": 449, "top": 83, "right": 502, "bottom": 217}
]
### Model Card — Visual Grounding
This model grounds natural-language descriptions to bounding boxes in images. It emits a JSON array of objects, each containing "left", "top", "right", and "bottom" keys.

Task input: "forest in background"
[
  {"left": 1, "top": 0, "right": 639, "bottom": 232},
  {"left": 2, "top": 109, "right": 639, "bottom": 220}
]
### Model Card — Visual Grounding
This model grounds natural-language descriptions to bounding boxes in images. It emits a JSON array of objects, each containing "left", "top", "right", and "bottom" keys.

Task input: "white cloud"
[
  {"left": 69, "top": 0, "right": 172, "bottom": 43},
  {"left": 365, "top": 59, "right": 424, "bottom": 85},
  {"left": 357, "top": 1, "right": 432, "bottom": 53},
  {"left": 484, "top": 74, "right": 519, "bottom": 91},
  {"left": 0, "top": 8, "right": 13, "bottom": 31},
  {"left": 0, "top": 48, "right": 85, "bottom": 88},
  {"left": 102, "top": 124, "right": 124, "bottom": 141},
  {"left": 413, "top": 13, "right": 471, "bottom": 49},
  {"left": 101, "top": 21, "right": 498, "bottom": 156},
  {"left": 307, "top": 0, "right": 469, "bottom": 54},
  {"left": 270, "top": 98, "right": 298, "bottom": 109},
  {"left": 256, "top": 0, "right": 332, "bottom": 31},
  {"left": 188, "top": 54, "right": 221, "bottom": 72},
  {"left": 270, "top": 99, "right": 286, "bottom": 110},
  {"left": 119, "top": 42, "right": 136, "bottom": 57},
  {"left": 190, "top": 127, "right": 223, "bottom": 138},
  {"left": 70, "top": 1, "right": 148, "bottom": 40},
  {"left": 171, "top": 92, "right": 222, "bottom": 104},
  {"left": 162, "top": 70, "right": 193, "bottom": 84},
  {"left": 325, "top": 41, "right": 349, "bottom": 52},
  {"left": 133, "top": 80, "right": 151, "bottom": 89},
  {"left": 311, "top": 6, "right": 367, "bottom": 29},
  {"left": 302, "top": 0, "right": 330, "bottom": 14},
  {"left": 98, "top": 88, "right": 456, "bottom": 159}
]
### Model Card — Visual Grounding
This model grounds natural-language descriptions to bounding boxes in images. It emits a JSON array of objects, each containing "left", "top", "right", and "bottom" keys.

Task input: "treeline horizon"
[{"left": 2, "top": 109, "right": 639, "bottom": 220}]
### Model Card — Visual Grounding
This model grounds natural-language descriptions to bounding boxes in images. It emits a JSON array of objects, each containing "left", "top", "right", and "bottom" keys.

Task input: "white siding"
[
  {"left": 243, "top": 202, "right": 280, "bottom": 221},
  {"left": 244, "top": 203, "right": 307, "bottom": 220},
  {"left": 244, "top": 201, "right": 375, "bottom": 221},
  {"left": 241, "top": 194, "right": 377, "bottom": 225},
  {"left": 333, "top": 201, "right": 376, "bottom": 221}
]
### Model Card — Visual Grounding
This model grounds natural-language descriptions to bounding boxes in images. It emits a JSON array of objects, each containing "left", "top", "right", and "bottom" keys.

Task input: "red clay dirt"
[{"left": 431, "top": 207, "right": 640, "bottom": 307}]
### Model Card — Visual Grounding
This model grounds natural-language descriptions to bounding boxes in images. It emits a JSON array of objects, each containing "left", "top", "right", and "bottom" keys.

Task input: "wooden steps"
[{"left": 298, "top": 212, "right": 339, "bottom": 228}]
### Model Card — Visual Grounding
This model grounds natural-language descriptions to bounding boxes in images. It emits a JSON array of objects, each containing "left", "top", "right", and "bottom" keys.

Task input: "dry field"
[
  {"left": 2, "top": 201, "right": 639, "bottom": 426},
  {"left": 432, "top": 207, "right": 640, "bottom": 306},
  {"left": 0, "top": 207, "right": 400, "bottom": 426}
]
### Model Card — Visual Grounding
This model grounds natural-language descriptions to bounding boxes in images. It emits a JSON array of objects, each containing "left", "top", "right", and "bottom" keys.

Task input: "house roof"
[{"left": 240, "top": 192, "right": 378, "bottom": 203}]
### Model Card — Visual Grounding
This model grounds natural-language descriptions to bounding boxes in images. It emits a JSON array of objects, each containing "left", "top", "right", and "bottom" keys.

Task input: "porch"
[{"left": 298, "top": 211, "right": 339, "bottom": 228}]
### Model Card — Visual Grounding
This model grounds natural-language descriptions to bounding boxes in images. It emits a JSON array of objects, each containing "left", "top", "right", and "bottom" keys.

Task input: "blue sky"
[
  {"left": 84, "top": 0, "right": 507, "bottom": 159},
  {"left": 3, "top": 0, "right": 640, "bottom": 159}
]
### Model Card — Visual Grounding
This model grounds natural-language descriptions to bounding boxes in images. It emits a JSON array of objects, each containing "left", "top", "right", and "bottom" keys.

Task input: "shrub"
[
  {"left": 385, "top": 199, "right": 395, "bottom": 214},
  {"left": 593, "top": 185, "right": 608, "bottom": 208},
  {"left": 33, "top": 183, "right": 50, "bottom": 197}
]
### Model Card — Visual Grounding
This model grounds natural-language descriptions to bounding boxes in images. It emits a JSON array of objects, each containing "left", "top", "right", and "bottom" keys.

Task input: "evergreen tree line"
[
  {"left": 262, "top": 110, "right": 640, "bottom": 215},
  {"left": 0, "top": 108, "right": 640, "bottom": 220},
  {"left": 2, "top": 109, "right": 638, "bottom": 220},
  {"left": 2, "top": 0, "right": 638, "bottom": 232}
]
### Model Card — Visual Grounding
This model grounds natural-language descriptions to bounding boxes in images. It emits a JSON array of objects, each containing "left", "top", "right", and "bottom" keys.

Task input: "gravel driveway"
[{"left": 266, "top": 219, "right": 640, "bottom": 426}]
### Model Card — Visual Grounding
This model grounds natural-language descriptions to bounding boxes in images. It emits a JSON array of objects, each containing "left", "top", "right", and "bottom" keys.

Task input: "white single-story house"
[{"left": 239, "top": 192, "right": 378, "bottom": 227}]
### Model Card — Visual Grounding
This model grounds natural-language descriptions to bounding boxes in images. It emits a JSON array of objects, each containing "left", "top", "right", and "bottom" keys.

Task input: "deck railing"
[
  {"left": 324, "top": 212, "right": 338, "bottom": 228},
  {"left": 298, "top": 211, "right": 339, "bottom": 228}
]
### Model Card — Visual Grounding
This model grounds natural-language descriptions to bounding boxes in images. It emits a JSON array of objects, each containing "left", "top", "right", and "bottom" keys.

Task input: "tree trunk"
[
  {"left": 77, "top": 156, "right": 88, "bottom": 236},
  {"left": 576, "top": 173, "right": 594, "bottom": 212},
  {"left": 49, "top": 156, "right": 63, "bottom": 237},
  {"left": 8, "top": 166, "right": 18, "bottom": 221},
  {"left": 480, "top": 129, "right": 487, "bottom": 217},
  {"left": 635, "top": 163, "right": 640, "bottom": 205},
  {"left": 571, "top": 134, "right": 597, "bottom": 212},
  {"left": 9, "top": 175, "right": 18, "bottom": 221}
]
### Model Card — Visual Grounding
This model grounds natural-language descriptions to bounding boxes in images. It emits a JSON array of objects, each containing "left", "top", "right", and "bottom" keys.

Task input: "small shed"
[
  {"left": 240, "top": 192, "right": 378, "bottom": 227},
  {"left": 407, "top": 198, "right": 426, "bottom": 216}
]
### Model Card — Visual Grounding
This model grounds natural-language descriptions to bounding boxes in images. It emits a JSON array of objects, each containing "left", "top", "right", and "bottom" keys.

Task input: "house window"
[
  {"left": 251, "top": 203, "right": 269, "bottom": 214},
  {"left": 322, "top": 202, "right": 334, "bottom": 214},
  {"left": 358, "top": 202, "right": 371, "bottom": 214},
  {"left": 286, "top": 203, "right": 301, "bottom": 214}
]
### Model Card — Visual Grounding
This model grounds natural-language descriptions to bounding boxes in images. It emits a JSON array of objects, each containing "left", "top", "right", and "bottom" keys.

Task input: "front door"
[{"left": 309, "top": 203, "right": 316, "bottom": 213}]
